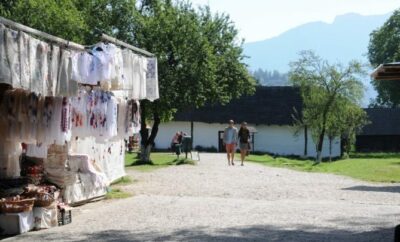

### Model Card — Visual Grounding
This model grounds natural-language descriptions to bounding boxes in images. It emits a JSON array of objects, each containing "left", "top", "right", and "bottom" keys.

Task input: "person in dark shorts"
[
  {"left": 238, "top": 122, "right": 250, "bottom": 166},
  {"left": 171, "top": 132, "right": 183, "bottom": 155}
]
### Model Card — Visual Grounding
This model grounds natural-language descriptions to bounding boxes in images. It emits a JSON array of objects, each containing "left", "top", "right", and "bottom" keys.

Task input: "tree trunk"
[
  {"left": 316, "top": 127, "right": 326, "bottom": 163},
  {"left": 140, "top": 144, "right": 152, "bottom": 162},
  {"left": 139, "top": 101, "right": 161, "bottom": 164},
  {"left": 329, "top": 136, "right": 333, "bottom": 162},
  {"left": 316, "top": 97, "right": 335, "bottom": 163},
  {"left": 304, "top": 125, "right": 308, "bottom": 157}
]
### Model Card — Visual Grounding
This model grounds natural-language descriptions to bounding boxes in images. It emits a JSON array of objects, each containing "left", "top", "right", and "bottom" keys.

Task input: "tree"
[
  {"left": 0, "top": 0, "right": 88, "bottom": 43},
  {"left": 251, "top": 68, "right": 288, "bottom": 86},
  {"left": 0, "top": 0, "right": 140, "bottom": 44},
  {"left": 131, "top": 1, "right": 256, "bottom": 162},
  {"left": 325, "top": 98, "right": 369, "bottom": 160},
  {"left": 289, "top": 51, "right": 365, "bottom": 163},
  {"left": 75, "top": 0, "right": 138, "bottom": 44},
  {"left": 336, "top": 101, "right": 370, "bottom": 157},
  {"left": 325, "top": 107, "right": 341, "bottom": 162},
  {"left": 368, "top": 9, "right": 400, "bottom": 107}
]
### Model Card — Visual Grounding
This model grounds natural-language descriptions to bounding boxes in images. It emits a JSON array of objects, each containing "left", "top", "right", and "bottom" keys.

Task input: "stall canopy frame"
[
  {"left": 101, "top": 33, "right": 155, "bottom": 57},
  {"left": 0, "top": 16, "right": 155, "bottom": 57},
  {"left": 371, "top": 62, "right": 400, "bottom": 81}
]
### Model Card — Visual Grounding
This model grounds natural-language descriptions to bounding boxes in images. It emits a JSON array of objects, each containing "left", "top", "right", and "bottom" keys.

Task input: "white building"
[{"left": 155, "top": 86, "right": 341, "bottom": 158}]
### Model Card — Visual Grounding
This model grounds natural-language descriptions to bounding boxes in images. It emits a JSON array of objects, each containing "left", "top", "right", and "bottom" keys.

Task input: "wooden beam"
[
  {"left": 101, "top": 34, "right": 154, "bottom": 57},
  {"left": 0, "top": 16, "right": 85, "bottom": 51}
]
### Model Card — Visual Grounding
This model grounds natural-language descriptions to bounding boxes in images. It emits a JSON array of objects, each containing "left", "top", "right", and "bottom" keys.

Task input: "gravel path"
[{"left": 6, "top": 153, "right": 400, "bottom": 241}]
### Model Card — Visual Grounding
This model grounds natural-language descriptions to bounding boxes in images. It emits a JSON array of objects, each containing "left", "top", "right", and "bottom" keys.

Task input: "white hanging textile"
[{"left": 146, "top": 57, "right": 159, "bottom": 101}]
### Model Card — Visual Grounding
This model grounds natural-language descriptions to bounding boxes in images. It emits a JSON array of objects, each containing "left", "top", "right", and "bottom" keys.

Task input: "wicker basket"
[
  {"left": 34, "top": 193, "right": 54, "bottom": 207},
  {"left": 0, "top": 198, "right": 35, "bottom": 213}
]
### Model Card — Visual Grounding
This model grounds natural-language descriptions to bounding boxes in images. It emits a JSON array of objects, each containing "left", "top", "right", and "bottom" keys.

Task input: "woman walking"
[
  {"left": 223, "top": 120, "right": 238, "bottom": 166},
  {"left": 238, "top": 122, "right": 250, "bottom": 166}
]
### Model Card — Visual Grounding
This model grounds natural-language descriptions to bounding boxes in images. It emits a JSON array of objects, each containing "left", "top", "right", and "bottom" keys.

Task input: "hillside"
[{"left": 243, "top": 13, "right": 391, "bottom": 72}]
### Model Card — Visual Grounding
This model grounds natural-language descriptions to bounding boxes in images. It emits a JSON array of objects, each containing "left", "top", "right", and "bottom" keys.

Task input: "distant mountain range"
[
  {"left": 244, "top": 13, "right": 391, "bottom": 72},
  {"left": 243, "top": 12, "right": 392, "bottom": 105}
]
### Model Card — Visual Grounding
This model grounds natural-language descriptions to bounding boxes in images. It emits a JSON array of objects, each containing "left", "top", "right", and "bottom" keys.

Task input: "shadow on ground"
[
  {"left": 7, "top": 225, "right": 394, "bottom": 242},
  {"left": 342, "top": 185, "right": 400, "bottom": 193},
  {"left": 126, "top": 159, "right": 194, "bottom": 167}
]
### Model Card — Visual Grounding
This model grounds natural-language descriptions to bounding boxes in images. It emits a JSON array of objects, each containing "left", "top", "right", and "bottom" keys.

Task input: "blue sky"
[{"left": 190, "top": 0, "right": 399, "bottom": 43}]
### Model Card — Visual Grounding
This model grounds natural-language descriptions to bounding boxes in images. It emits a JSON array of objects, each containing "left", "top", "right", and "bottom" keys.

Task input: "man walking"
[{"left": 223, "top": 120, "right": 238, "bottom": 166}]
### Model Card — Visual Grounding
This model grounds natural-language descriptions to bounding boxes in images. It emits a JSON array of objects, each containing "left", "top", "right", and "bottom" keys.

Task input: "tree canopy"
[{"left": 368, "top": 8, "right": 400, "bottom": 107}]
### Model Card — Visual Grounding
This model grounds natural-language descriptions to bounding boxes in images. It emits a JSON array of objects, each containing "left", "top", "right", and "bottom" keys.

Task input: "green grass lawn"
[
  {"left": 110, "top": 176, "right": 135, "bottom": 186},
  {"left": 106, "top": 188, "right": 132, "bottom": 199},
  {"left": 246, "top": 153, "right": 400, "bottom": 183},
  {"left": 125, "top": 152, "right": 195, "bottom": 172},
  {"left": 106, "top": 176, "right": 135, "bottom": 200}
]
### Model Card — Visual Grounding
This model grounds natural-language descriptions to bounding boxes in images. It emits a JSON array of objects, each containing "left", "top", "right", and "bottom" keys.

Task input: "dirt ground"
[{"left": 5, "top": 153, "right": 400, "bottom": 241}]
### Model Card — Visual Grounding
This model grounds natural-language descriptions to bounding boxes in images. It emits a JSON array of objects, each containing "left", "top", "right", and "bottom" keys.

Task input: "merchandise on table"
[
  {"left": 0, "top": 16, "right": 159, "bottom": 235},
  {"left": 22, "top": 185, "right": 58, "bottom": 208},
  {"left": 0, "top": 197, "right": 35, "bottom": 214}
]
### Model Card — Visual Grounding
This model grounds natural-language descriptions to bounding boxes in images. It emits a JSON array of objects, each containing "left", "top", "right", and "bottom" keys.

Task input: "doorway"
[{"left": 218, "top": 131, "right": 225, "bottom": 152}]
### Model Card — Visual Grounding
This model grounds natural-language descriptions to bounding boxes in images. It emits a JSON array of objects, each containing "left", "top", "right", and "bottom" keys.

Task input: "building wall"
[
  {"left": 356, "top": 135, "right": 400, "bottom": 152},
  {"left": 156, "top": 121, "right": 341, "bottom": 158}
]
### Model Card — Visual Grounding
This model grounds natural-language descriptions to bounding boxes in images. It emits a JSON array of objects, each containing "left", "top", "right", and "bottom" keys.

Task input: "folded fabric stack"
[
  {"left": 63, "top": 154, "right": 108, "bottom": 205},
  {"left": 44, "top": 145, "right": 75, "bottom": 188},
  {"left": 0, "top": 141, "right": 22, "bottom": 179}
]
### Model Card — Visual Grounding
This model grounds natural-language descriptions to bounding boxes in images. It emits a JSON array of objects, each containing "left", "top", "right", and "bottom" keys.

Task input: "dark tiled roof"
[
  {"left": 360, "top": 108, "right": 400, "bottom": 135},
  {"left": 174, "top": 86, "right": 302, "bottom": 125}
]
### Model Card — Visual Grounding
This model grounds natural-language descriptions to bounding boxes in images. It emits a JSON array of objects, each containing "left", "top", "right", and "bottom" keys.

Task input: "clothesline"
[
  {"left": 101, "top": 34, "right": 155, "bottom": 57},
  {"left": 0, "top": 16, "right": 155, "bottom": 58}
]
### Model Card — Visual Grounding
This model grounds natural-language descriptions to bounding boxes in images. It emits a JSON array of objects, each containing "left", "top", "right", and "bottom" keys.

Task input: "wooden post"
[{"left": 190, "top": 121, "right": 194, "bottom": 150}]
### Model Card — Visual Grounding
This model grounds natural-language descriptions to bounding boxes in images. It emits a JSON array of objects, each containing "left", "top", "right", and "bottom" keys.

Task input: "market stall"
[{"left": 0, "top": 16, "right": 158, "bottom": 235}]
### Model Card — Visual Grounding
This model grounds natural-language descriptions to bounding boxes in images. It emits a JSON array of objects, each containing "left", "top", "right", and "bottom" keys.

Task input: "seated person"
[{"left": 171, "top": 132, "right": 183, "bottom": 155}]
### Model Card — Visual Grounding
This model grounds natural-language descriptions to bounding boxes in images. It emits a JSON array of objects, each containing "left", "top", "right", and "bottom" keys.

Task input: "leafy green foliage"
[
  {"left": 289, "top": 51, "right": 366, "bottom": 162},
  {"left": 368, "top": 9, "right": 400, "bottom": 107},
  {"left": 327, "top": 99, "right": 369, "bottom": 156},
  {"left": 251, "top": 68, "right": 288, "bottom": 86},
  {"left": 133, "top": 1, "right": 255, "bottom": 122},
  {"left": 75, "top": 0, "right": 138, "bottom": 44},
  {"left": 0, "top": 0, "right": 88, "bottom": 43}
]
